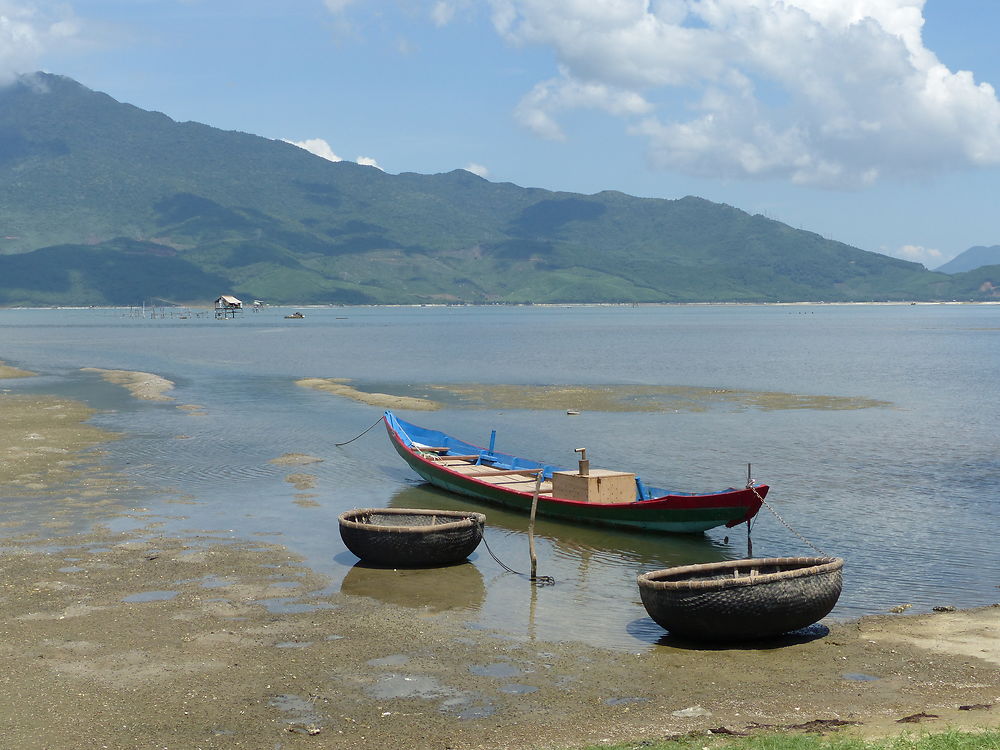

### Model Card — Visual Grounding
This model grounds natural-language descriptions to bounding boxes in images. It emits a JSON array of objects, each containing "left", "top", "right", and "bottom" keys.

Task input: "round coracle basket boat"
[
  {"left": 637, "top": 556, "right": 844, "bottom": 641},
  {"left": 338, "top": 508, "right": 486, "bottom": 567}
]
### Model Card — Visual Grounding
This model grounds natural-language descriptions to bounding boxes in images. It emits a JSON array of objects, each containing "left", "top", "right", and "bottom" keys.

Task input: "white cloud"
[
  {"left": 0, "top": 1, "right": 81, "bottom": 84},
  {"left": 283, "top": 138, "right": 383, "bottom": 170},
  {"left": 284, "top": 138, "right": 343, "bottom": 162},
  {"left": 356, "top": 155, "right": 383, "bottom": 170},
  {"left": 464, "top": 162, "right": 489, "bottom": 177},
  {"left": 431, "top": 1, "right": 456, "bottom": 27},
  {"left": 324, "top": 0, "right": 466, "bottom": 37},
  {"left": 886, "top": 243, "right": 944, "bottom": 267},
  {"left": 515, "top": 65, "right": 652, "bottom": 140},
  {"left": 323, "top": 0, "right": 359, "bottom": 12},
  {"left": 489, "top": 0, "right": 1000, "bottom": 188}
]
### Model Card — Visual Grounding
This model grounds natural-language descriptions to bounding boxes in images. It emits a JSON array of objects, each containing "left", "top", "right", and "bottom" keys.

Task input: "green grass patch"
[{"left": 579, "top": 730, "right": 1000, "bottom": 750}]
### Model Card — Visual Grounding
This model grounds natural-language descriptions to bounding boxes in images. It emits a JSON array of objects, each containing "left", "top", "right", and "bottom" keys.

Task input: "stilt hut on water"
[{"left": 214, "top": 295, "right": 243, "bottom": 319}]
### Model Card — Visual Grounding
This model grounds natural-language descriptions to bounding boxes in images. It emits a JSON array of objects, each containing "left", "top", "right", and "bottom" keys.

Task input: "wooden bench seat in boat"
[
  {"left": 441, "top": 462, "right": 553, "bottom": 493},
  {"left": 493, "top": 478, "right": 554, "bottom": 492},
  {"left": 412, "top": 443, "right": 451, "bottom": 453},
  {"left": 452, "top": 466, "right": 544, "bottom": 478}
]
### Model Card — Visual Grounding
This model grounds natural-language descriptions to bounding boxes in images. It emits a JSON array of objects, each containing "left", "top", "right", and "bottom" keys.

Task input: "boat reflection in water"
[
  {"left": 385, "top": 484, "right": 752, "bottom": 649},
  {"left": 387, "top": 483, "right": 735, "bottom": 573},
  {"left": 340, "top": 560, "right": 486, "bottom": 613}
]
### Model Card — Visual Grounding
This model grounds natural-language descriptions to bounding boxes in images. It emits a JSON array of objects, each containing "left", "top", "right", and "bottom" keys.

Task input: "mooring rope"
[
  {"left": 749, "top": 484, "right": 828, "bottom": 556},
  {"left": 338, "top": 415, "right": 553, "bottom": 584},
  {"left": 335, "top": 417, "right": 384, "bottom": 447},
  {"left": 482, "top": 533, "right": 555, "bottom": 585}
]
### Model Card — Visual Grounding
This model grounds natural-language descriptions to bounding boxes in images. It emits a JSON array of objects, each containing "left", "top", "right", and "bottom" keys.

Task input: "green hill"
[{"left": 0, "top": 72, "right": 994, "bottom": 305}]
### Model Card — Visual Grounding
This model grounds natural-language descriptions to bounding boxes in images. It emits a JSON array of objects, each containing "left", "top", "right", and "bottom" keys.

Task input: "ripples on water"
[{"left": 1, "top": 305, "right": 997, "bottom": 650}]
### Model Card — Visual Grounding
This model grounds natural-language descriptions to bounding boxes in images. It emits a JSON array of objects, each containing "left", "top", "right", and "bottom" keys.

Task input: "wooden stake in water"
[
  {"left": 746, "top": 462, "right": 754, "bottom": 559},
  {"left": 528, "top": 470, "right": 542, "bottom": 581}
]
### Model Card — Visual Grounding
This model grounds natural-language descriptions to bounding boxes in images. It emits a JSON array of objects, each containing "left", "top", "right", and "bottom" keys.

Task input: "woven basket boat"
[
  {"left": 338, "top": 508, "right": 486, "bottom": 567},
  {"left": 637, "top": 556, "right": 844, "bottom": 641}
]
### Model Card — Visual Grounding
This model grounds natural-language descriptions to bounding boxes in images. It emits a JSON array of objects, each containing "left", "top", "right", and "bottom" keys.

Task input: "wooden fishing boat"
[
  {"left": 637, "top": 556, "right": 844, "bottom": 640},
  {"left": 382, "top": 410, "right": 767, "bottom": 533},
  {"left": 338, "top": 507, "right": 485, "bottom": 567}
]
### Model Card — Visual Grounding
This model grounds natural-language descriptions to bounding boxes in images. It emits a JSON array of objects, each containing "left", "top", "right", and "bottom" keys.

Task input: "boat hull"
[
  {"left": 637, "top": 557, "right": 844, "bottom": 640},
  {"left": 339, "top": 508, "right": 485, "bottom": 567},
  {"left": 383, "top": 412, "right": 766, "bottom": 534}
]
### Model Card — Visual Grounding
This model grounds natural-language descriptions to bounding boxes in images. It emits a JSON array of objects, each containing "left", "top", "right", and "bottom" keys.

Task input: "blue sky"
[{"left": 2, "top": 0, "right": 998, "bottom": 267}]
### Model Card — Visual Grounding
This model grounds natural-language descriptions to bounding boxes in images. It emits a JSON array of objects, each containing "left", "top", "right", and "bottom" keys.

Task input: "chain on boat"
[{"left": 746, "top": 464, "right": 828, "bottom": 557}]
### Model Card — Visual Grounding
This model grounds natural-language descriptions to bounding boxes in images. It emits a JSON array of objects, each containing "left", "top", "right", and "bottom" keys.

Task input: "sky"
[{"left": 2, "top": 0, "right": 999, "bottom": 268}]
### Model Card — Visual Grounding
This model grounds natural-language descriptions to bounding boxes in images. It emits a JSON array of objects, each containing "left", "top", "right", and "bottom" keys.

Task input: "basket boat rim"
[
  {"left": 338, "top": 507, "right": 486, "bottom": 535},
  {"left": 637, "top": 556, "right": 844, "bottom": 591}
]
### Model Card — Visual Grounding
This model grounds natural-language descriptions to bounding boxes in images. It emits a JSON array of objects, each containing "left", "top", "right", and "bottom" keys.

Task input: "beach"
[
  {"left": 0, "top": 521, "right": 997, "bottom": 749},
  {"left": 0, "top": 379, "right": 997, "bottom": 749}
]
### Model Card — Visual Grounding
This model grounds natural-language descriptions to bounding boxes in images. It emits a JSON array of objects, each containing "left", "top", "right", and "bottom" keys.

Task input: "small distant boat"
[
  {"left": 285, "top": 312, "right": 305, "bottom": 319},
  {"left": 382, "top": 410, "right": 767, "bottom": 533},
  {"left": 338, "top": 507, "right": 485, "bottom": 567},
  {"left": 637, "top": 556, "right": 844, "bottom": 641}
]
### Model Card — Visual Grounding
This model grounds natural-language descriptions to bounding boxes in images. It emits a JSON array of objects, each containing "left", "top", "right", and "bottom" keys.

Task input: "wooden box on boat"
[{"left": 551, "top": 469, "right": 636, "bottom": 504}]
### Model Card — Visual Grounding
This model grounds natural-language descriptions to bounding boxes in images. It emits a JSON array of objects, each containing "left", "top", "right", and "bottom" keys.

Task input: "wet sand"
[
  {"left": 0, "top": 524, "right": 995, "bottom": 750},
  {"left": 0, "top": 392, "right": 119, "bottom": 496},
  {"left": 296, "top": 377, "right": 440, "bottom": 410},
  {"left": 295, "top": 378, "right": 891, "bottom": 413},
  {"left": 0, "top": 391, "right": 996, "bottom": 749},
  {"left": 0, "top": 359, "right": 37, "bottom": 379},
  {"left": 81, "top": 367, "right": 176, "bottom": 402}
]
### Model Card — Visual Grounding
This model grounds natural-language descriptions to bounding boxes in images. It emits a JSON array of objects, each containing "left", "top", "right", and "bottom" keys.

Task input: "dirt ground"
[
  {"left": 0, "top": 389, "right": 996, "bottom": 750},
  {"left": 0, "top": 527, "right": 995, "bottom": 750}
]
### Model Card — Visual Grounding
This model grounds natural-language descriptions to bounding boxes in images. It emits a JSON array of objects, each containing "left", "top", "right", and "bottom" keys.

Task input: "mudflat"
[{"left": 0, "top": 390, "right": 996, "bottom": 749}]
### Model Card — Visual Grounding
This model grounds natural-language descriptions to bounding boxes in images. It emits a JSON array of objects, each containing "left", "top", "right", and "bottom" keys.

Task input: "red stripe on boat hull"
[{"left": 384, "top": 417, "right": 766, "bottom": 534}]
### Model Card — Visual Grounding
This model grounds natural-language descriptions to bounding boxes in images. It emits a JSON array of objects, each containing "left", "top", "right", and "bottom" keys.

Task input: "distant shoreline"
[{"left": 2, "top": 299, "right": 999, "bottom": 311}]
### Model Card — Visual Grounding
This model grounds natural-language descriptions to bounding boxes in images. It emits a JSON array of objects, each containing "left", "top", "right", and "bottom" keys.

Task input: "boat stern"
[{"left": 725, "top": 483, "right": 768, "bottom": 527}]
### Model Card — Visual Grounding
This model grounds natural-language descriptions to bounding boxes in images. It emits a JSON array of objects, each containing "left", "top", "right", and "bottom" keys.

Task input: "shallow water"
[{"left": 1, "top": 304, "right": 997, "bottom": 650}]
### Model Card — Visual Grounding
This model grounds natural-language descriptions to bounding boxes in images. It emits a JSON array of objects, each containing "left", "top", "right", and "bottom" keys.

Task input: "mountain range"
[
  {"left": 1, "top": 72, "right": 997, "bottom": 306},
  {"left": 936, "top": 245, "right": 1000, "bottom": 274}
]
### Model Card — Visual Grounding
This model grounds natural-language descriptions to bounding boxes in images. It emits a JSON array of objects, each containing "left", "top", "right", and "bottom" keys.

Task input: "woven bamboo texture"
[
  {"left": 637, "top": 556, "right": 844, "bottom": 641},
  {"left": 339, "top": 507, "right": 486, "bottom": 567}
]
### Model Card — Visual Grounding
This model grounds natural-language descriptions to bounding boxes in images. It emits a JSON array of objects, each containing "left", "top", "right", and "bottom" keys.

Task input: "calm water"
[{"left": 1, "top": 304, "right": 997, "bottom": 649}]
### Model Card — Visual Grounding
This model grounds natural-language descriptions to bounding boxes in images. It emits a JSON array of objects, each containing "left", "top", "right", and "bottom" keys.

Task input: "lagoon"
[{"left": 1, "top": 303, "right": 997, "bottom": 650}]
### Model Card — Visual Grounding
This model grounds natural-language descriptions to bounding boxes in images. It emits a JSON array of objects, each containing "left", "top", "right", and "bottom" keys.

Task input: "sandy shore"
[
  {"left": 0, "top": 392, "right": 119, "bottom": 496},
  {"left": 0, "top": 525, "right": 995, "bottom": 750},
  {"left": 0, "top": 390, "right": 996, "bottom": 750}
]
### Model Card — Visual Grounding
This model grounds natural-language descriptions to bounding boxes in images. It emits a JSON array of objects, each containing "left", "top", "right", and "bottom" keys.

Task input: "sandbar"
[
  {"left": 295, "top": 378, "right": 890, "bottom": 413},
  {"left": 296, "top": 377, "right": 440, "bottom": 410},
  {"left": 81, "top": 367, "right": 175, "bottom": 401},
  {"left": 0, "top": 360, "right": 37, "bottom": 379}
]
